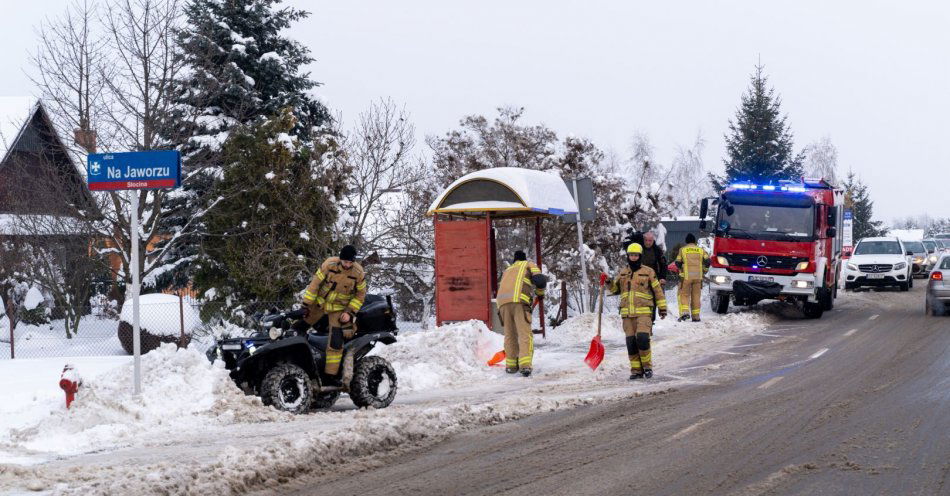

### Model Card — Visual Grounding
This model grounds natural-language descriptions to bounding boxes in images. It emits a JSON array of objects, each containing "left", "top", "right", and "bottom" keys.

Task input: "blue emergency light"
[{"left": 729, "top": 182, "right": 808, "bottom": 193}]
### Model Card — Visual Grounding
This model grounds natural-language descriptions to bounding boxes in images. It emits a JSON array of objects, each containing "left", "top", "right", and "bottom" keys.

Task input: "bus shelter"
[{"left": 427, "top": 168, "right": 578, "bottom": 336}]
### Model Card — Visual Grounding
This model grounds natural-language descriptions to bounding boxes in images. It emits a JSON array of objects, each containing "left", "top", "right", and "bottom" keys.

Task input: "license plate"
[
  {"left": 867, "top": 273, "right": 886, "bottom": 279},
  {"left": 749, "top": 275, "right": 774, "bottom": 283}
]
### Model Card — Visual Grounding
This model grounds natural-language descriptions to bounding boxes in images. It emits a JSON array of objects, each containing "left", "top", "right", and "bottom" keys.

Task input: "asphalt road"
[{"left": 280, "top": 283, "right": 949, "bottom": 496}]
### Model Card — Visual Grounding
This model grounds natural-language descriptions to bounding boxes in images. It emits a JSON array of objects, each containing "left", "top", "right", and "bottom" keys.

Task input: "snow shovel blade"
[
  {"left": 584, "top": 336, "right": 605, "bottom": 370},
  {"left": 487, "top": 350, "right": 506, "bottom": 366}
]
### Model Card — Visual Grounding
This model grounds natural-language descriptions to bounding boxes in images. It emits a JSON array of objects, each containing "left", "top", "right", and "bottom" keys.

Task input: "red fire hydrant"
[{"left": 59, "top": 364, "right": 82, "bottom": 409}]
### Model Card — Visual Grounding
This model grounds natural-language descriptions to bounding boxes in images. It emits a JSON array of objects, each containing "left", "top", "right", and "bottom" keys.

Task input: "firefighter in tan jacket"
[
  {"left": 609, "top": 242, "right": 667, "bottom": 380},
  {"left": 497, "top": 250, "right": 546, "bottom": 377},
  {"left": 299, "top": 245, "right": 367, "bottom": 377},
  {"left": 675, "top": 233, "right": 710, "bottom": 322}
]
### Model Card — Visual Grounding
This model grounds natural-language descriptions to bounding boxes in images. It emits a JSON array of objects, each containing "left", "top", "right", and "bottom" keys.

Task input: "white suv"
[{"left": 843, "top": 237, "right": 913, "bottom": 291}]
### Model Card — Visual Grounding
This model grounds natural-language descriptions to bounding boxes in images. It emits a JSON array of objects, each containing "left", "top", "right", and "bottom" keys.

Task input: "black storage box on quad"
[{"left": 355, "top": 294, "right": 397, "bottom": 333}]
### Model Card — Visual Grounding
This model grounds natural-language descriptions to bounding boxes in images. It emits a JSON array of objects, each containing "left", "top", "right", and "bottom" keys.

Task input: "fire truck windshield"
[{"left": 716, "top": 204, "right": 815, "bottom": 241}]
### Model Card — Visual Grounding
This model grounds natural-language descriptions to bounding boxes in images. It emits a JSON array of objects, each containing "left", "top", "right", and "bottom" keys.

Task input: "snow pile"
[
  {"left": 374, "top": 320, "right": 503, "bottom": 391},
  {"left": 6, "top": 344, "right": 286, "bottom": 457},
  {"left": 119, "top": 294, "right": 202, "bottom": 337}
]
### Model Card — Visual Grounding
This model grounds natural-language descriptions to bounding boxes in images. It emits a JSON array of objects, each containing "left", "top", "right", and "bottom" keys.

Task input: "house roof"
[
  {"left": 427, "top": 167, "right": 578, "bottom": 218},
  {"left": 0, "top": 97, "right": 40, "bottom": 161}
]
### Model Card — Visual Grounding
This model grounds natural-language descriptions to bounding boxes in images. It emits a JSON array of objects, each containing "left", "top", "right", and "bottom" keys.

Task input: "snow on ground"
[
  {"left": 0, "top": 288, "right": 781, "bottom": 495},
  {"left": 0, "top": 316, "right": 126, "bottom": 359}
]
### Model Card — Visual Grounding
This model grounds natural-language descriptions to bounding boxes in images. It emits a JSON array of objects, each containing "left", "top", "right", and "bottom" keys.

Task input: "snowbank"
[
  {"left": 3, "top": 344, "right": 286, "bottom": 458},
  {"left": 119, "top": 294, "right": 201, "bottom": 337},
  {"left": 374, "top": 320, "right": 503, "bottom": 391}
]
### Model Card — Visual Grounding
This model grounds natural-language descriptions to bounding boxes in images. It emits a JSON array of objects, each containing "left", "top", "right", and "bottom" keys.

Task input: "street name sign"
[{"left": 87, "top": 150, "right": 181, "bottom": 191}]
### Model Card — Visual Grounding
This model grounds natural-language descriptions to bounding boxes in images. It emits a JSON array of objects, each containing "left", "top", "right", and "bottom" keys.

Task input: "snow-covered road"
[{"left": 0, "top": 290, "right": 780, "bottom": 495}]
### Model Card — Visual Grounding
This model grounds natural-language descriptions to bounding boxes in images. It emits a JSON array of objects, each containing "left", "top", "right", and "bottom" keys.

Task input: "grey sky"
[{"left": 3, "top": 1, "right": 948, "bottom": 221}]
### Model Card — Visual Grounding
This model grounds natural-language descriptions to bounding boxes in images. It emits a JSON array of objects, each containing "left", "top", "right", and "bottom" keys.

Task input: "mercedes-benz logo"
[{"left": 756, "top": 255, "right": 768, "bottom": 266}]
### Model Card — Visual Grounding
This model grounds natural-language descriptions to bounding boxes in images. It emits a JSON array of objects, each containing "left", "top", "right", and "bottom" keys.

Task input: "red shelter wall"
[{"left": 435, "top": 218, "right": 492, "bottom": 326}]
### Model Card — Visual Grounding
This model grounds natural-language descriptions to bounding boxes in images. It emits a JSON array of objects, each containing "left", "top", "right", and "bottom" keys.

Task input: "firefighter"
[
  {"left": 608, "top": 242, "right": 667, "bottom": 380},
  {"left": 497, "top": 250, "right": 546, "bottom": 377},
  {"left": 298, "top": 245, "right": 367, "bottom": 378},
  {"left": 675, "top": 233, "right": 709, "bottom": 322}
]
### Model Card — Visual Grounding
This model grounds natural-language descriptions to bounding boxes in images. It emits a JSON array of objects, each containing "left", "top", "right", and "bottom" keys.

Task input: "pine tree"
[
  {"left": 158, "top": 0, "right": 331, "bottom": 289},
  {"left": 842, "top": 172, "right": 885, "bottom": 240},
  {"left": 719, "top": 65, "right": 804, "bottom": 187},
  {"left": 194, "top": 109, "right": 342, "bottom": 303}
]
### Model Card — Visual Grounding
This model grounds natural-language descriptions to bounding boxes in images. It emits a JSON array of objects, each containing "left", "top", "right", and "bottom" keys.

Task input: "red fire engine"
[{"left": 699, "top": 179, "right": 845, "bottom": 319}]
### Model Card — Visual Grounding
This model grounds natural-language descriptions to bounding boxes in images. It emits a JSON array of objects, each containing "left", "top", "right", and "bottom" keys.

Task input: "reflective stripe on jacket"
[
  {"left": 675, "top": 244, "right": 709, "bottom": 281},
  {"left": 497, "top": 260, "right": 544, "bottom": 305},
  {"left": 609, "top": 265, "right": 667, "bottom": 317},
  {"left": 302, "top": 257, "right": 367, "bottom": 313}
]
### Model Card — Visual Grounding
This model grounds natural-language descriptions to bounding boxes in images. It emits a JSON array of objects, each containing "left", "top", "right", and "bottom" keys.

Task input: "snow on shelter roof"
[
  {"left": 427, "top": 168, "right": 578, "bottom": 218},
  {"left": 0, "top": 96, "right": 41, "bottom": 161}
]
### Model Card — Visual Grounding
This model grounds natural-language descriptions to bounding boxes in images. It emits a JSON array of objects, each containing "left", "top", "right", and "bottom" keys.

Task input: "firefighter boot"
[
  {"left": 678, "top": 315, "right": 690, "bottom": 322},
  {"left": 506, "top": 367, "right": 519, "bottom": 374},
  {"left": 630, "top": 370, "right": 644, "bottom": 380},
  {"left": 643, "top": 368, "right": 654, "bottom": 379},
  {"left": 520, "top": 368, "right": 532, "bottom": 377}
]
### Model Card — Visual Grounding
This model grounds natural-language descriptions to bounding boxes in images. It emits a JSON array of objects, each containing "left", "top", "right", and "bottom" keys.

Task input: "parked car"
[
  {"left": 925, "top": 254, "right": 950, "bottom": 316},
  {"left": 843, "top": 237, "right": 913, "bottom": 291},
  {"left": 901, "top": 240, "right": 929, "bottom": 276}
]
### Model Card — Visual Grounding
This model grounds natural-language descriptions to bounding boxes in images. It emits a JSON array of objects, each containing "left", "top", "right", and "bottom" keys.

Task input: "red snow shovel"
[{"left": 584, "top": 274, "right": 608, "bottom": 370}]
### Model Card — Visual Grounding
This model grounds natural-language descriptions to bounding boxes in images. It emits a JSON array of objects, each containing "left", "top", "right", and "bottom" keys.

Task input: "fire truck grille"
[
  {"left": 721, "top": 254, "right": 809, "bottom": 270},
  {"left": 858, "top": 264, "right": 892, "bottom": 273}
]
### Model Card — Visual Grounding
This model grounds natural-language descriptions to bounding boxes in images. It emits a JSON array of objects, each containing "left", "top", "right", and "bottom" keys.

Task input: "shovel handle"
[{"left": 596, "top": 281, "right": 606, "bottom": 338}]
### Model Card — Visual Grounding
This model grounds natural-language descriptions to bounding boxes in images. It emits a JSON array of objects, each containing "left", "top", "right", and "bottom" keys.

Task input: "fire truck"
[{"left": 698, "top": 179, "right": 845, "bottom": 319}]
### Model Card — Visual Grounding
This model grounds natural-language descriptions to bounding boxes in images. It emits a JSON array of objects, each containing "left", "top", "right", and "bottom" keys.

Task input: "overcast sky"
[{"left": 2, "top": 1, "right": 948, "bottom": 221}]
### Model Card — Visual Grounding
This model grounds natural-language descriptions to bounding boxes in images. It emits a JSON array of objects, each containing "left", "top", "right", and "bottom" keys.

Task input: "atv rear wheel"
[
  {"left": 350, "top": 356, "right": 397, "bottom": 409},
  {"left": 261, "top": 363, "right": 313, "bottom": 414}
]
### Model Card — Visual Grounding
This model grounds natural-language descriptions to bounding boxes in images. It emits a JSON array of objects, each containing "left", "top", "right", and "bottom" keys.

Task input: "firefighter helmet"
[{"left": 627, "top": 243, "right": 643, "bottom": 255}]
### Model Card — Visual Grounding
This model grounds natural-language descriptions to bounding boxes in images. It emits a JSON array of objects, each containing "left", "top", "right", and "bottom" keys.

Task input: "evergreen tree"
[
  {"left": 842, "top": 172, "right": 885, "bottom": 240},
  {"left": 194, "top": 109, "right": 341, "bottom": 303},
  {"left": 718, "top": 65, "right": 804, "bottom": 187},
  {"left": 158, "top": 0, "right": 331, "bottom": 289}
]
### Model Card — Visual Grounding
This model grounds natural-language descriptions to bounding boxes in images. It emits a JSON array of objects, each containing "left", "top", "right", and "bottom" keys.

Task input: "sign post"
[
  {"left": 562, "top": 178, "right": 596, "bottom": 314},
  {"left": 87, "top": 151, "right": 181, "bottom": 395},
  {"left": 843, "top": 209, "right": 854, "bottom": 248}
]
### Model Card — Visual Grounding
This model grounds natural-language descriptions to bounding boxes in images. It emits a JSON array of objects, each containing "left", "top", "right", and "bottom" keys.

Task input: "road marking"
[
  {"left": 731, "top": 344, "right": 759, "bottom": 348},
  {"left": 844, "top": 328, "right": 859, "bottom": 337},
  {"left": 669, "top": 418, "right": 713, "bottom": 440},
  {"left": 809, "top": 348, "right": 829, "bottom": 360},
  {"left": 759, "top": 333, "right": 782, "bottom": 338},
  {"left": 758, "top": 376, "right": 783, "bottom": 389},
  {"left": 715, "top": 350, "right": 742, "bottom": 355},
  {"left": 869, "top": 314, "right": 879, "bottom": 320}
]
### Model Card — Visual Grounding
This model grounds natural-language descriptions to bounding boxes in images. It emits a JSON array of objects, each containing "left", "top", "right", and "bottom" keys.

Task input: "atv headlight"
[{"left": 268, "top": 326, "right": 283, "bottom": 340}]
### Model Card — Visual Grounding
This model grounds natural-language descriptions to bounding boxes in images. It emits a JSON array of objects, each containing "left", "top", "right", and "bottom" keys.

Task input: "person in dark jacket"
[{"left": 628, "top": 231, "right": 668, "bottom": 322}]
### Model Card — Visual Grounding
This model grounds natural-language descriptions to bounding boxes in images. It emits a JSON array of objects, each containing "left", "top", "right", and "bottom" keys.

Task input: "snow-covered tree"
[
  {"left": 803, "top": 136, "right": 839, "bottom": 184},
  {"left": 718, "top": 64, "right": 804, "bottom": 188},
  {"left": 194, "top": 109, "right": 344, "bottom": 304},
  {"left": 669, "top": 132, "right": 712, "bottom": 216},
  {"left": 843, "top": 171, "right": 885, "bottom": 240},
  {"left": 157, "top": 0, "right": 332, "bottom": 289}
]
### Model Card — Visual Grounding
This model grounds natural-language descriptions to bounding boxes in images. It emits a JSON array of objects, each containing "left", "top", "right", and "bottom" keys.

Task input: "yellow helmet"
[{"left": 626, "top": 243, "right": 643, "bottom": 255}]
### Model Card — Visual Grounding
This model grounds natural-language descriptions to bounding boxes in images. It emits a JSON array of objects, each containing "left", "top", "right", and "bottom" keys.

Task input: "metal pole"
[
  {"left": 572, "top": 179, "right": 590, "bottom": 313},
  {"left": 535, "top": 217, "right": 546, "bottom": 338},
  {"left": 130, "top": 190, "right": 141, "bottom": 396}
]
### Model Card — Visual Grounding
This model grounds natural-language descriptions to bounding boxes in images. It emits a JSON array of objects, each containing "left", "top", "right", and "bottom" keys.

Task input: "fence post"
[
  {"left": 8, "top": 313, "right": 13, "bottom": 359},
  {"left": 178, "top": 293, "right": 185, "bottom": 348}
]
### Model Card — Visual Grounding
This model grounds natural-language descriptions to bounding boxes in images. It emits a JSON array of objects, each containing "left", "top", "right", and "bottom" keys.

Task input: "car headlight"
[
  {"left": 795, "top": 261, "right": 810, "bottom": 271},
  {"left": 929, "top": 255, "right": 938, "bottom": 263},
  {"left": 716, "top": 256, "right": 729, "bottom": 266},
  {"left": 846, "top": 263, "right": 857, "bottom": 271},
  {"left": 894, "top": 262, "right": 907, "bottom": 270},
  {"left": 913, "top": 257, "right": 924, "bottom": 264},
  {"left": 713, "top": 275, "right": 731, "bottom": 284}
]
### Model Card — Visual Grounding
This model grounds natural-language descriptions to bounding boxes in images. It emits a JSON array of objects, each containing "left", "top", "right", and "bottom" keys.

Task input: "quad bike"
[{"left": 208, "top": 294, "right": 398, "bottom": 413}]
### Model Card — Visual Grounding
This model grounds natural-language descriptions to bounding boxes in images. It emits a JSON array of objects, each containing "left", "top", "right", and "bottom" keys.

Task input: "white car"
[{"left": 843, "top": 237, "right": 913, "bottom": 291}]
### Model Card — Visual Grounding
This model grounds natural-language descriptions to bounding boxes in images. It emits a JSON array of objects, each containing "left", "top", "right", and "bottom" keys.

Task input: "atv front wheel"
[
  {"left": 350, "top": 356, "right": 397, "bottom": 409},
  {"left": 261, "top": 363, "right": 313, "bottom": 414}
]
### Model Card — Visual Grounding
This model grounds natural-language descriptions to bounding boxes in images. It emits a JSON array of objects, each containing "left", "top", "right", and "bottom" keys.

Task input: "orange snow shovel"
[{"left": 584, "top": 273, "right": 608, "bottom": 370}]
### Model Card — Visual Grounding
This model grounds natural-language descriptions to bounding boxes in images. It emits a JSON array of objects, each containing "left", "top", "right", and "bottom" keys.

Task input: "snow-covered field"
[{"left": 0, "top": 289, "right": 780, "bottom": 495}]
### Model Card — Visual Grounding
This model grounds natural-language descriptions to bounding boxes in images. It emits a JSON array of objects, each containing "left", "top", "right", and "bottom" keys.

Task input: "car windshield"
[
  {"left": 923, "top": 240, "right": 937, "bottom": 252},
  {"left": 904, "top": 241, "right": 925, "bottom": 253},
  {"left": 716, "top": 204, "right": 815, "bottom": 240},
  {"left": 942, "top": 258, "right": 950, "bottom": 270},
  {"left": 854, "top": 241, "right": 902, "bottom": 255}
]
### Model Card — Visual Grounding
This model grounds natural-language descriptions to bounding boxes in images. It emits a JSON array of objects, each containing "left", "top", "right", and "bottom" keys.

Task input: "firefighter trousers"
[
  {"left": 678, "top": 279, "right": 703, "bottom": 319},
  {"left": 622, "top": 316, "right": 653, "bottom": 372},
  {"left": 302, "top": 307, "right": 353, "bottom": 375},
  {"left": 500, "top": 302, "right": 533, "bottom": 370}
]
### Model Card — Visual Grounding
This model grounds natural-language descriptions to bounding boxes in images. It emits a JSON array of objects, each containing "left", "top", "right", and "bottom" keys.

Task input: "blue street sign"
[{"left": 87, "top": 150, "right": 181, "bottom": 191}]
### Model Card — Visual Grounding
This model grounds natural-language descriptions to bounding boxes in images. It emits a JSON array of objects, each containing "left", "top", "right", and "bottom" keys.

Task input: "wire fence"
[{"left": 1, "top": 297, "right": 425, "bottom": 360}]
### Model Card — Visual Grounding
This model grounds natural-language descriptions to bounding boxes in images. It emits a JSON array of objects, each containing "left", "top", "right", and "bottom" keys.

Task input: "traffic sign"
[{"left": 87, "top": 151, "right": 181, "bottom": 191}]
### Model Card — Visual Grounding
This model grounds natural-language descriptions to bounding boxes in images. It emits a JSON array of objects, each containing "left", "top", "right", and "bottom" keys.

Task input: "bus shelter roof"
[{"left": 427, "top": 167, "right": 578, "bottom": 219}]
